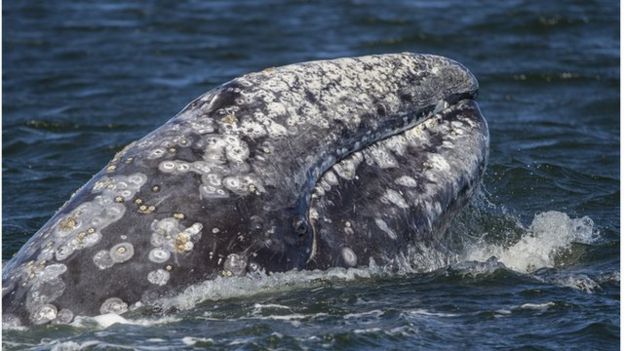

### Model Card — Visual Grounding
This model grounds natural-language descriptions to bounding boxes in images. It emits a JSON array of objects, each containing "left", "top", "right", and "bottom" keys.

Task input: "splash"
[{"left": 463, "top": 211, "right": 598, "bottom": 273}]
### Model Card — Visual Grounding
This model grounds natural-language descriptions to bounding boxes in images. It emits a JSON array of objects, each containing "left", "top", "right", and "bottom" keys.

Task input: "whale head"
[{"left": 2, "top": 53, "right": 485, "bottom": 326}]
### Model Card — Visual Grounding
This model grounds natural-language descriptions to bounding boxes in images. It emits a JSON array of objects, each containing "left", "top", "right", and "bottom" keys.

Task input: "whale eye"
[{"left": 293, "top": 216, "right": 308, "bottom": 237}]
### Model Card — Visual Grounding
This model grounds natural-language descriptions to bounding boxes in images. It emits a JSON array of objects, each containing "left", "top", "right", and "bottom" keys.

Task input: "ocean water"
[{"left": 2, "top": 0, "right": 619, "bottom": 350}]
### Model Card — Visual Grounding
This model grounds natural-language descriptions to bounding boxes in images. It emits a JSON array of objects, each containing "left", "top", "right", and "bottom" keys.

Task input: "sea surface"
[{"left": 2, "top": 0, "right": 620, "bottom": 350}]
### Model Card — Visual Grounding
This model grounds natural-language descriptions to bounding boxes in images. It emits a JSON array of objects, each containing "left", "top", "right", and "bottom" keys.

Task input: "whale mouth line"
[{"left": 299, "top": 90, "right": 478, "bottom": 210}]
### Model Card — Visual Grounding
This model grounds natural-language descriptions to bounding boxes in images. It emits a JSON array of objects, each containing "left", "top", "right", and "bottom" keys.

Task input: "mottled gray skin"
[
  {"left": 307, "top": 100, "right": 488, "bottom": 270},
  {"left": 2, "top": 53, "right": 484, "bottom": 326}
]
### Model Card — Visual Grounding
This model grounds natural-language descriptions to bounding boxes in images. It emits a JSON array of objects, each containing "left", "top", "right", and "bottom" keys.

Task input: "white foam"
[
  {"left": 181, "top": 336, "right": 214, "bottom": 346},
  {"left": 403, "top": 308, "right": 460, "bottom": 317},
  {"left": 157, "top": 266, "right": 378, "bottom": 312},
  {"left": 246, "top": 313, "right": 324, "bottom": 321},
  {"left": 50, "top": 340, "right": 102, "bottom": 351},
  {"left": 353, "top": 327, "right": 383, "bottom": 334},
  {"left": 71, "top": 313, "right": 180, "bottom": 329},
  {"left": 252, "top": 303, "right": 292, "bottom": 310},
  {"left": 540, "top": 273, "right": 602, "bottom": 293},
  {"left": 463, "top": 211, "right": 598, "bottom": 273},
  {"left": 517, "top": 302, "right": 555, "bottom": 311},
  {"left": 343, "top": 309, "right": 384, "bottom": 319}
]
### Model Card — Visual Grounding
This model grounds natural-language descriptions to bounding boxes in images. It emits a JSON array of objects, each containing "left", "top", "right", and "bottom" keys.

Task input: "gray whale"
[{"left": 2, "top": 53, "right": 488, "bottom": 326}]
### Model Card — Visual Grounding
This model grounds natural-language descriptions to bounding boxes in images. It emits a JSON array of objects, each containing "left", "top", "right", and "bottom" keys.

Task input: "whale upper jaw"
[{"left": 2, "top": 53, "right": 486, "bottom": 327}]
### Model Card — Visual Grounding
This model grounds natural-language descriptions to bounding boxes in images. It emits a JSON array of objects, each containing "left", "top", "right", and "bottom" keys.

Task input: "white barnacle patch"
[
  {"left": 267, "top": 100, "right": 287, "bottom": 118},
  {"left": 35, "top": 172, "right": 145, "bottom": 264},
  {"left": 395, "top": 176, "right": 418, "bottom": 188},
  {"left": 323, "top": 171, "right": 339, "bottom": 186},
  {"left": 149, "top": 248, "right": 171, "bottom": 263},
  {"left": 187, "top": 223, "right": 203, "bottom": 235},
  {"left": 191, "top": 161, "right": 212, "bottom": 174},
  {"left": 381, "top": 189, "right": 410, "bottom": 209},
  {"left": 159, "top": 160, "right": 191, "bottom": 174},
  {"left": 367, "top": 145, "right": 398, "bottom": 169},
  {"left": 110, "top": 242, "right": 134, "bottom": 263},
  {"left": 81, "top": 231, "right": 103, "bottom": 248},
  {"left": 239, "top": 119, "right": 267, "bottom": 138},
  {"left": 450, "top": 120, "right": 466, "bottom": 131},
  {"left": 266, "top": 120, "right": 288, "bottom": 137},
  {"left": 430, "top": 154, "right": 451, "bottom": 172},
  {"left": 175, "top": 232, "right": 194, "bottom": 252},
  {"left": 148, "top": 148, "right": 166, "bottom": 160},
  {"left": 37, "top": 245, "right": 55, "bottom": 262},
  {"left": 224, "top": 135, "right": 250, "bottom": 163},
  {"left": 150, "top": 231, "right": 165, "bottom": 246},
  {"left": 312, "top": 185, "right": 325, "bottom": 197},
  {"left": 200, "top": 185, "right": 229, "bottom": 199},
  {"left": 173, "top": 135, "right": 190, "bottom": 147},
  {"left": 222, "top": 174, "right": 264, "bottom": 195},
  {"left": 344, "top": 224, "right": 355, "bottom": 236},
  {"left": 223, "top": 253, "right": 248, "bottom": 276},
  {"left": 187, "top": 116, "right": 215, "bottom": 134},
  {"left": 147, "top": 269, "right": 170, "bottom": 286},
  {"left": 146, "top": 130, "right": 263, "bottom": 201},
  {"left": 319, "top": 179, "right": 332, "bottom": 192},
  {"left": 149, "top": 217, "right": 203, "bottom": 258},
  {"left": 332, "top": 154, "right": 362, "bottom": 180},
  {"left": 222, "top": 176, "right": 242, "bottom": 192},
  {"left": 176, "top": 162, "right": 190, "bottom": 173},
  {"left": 17, "top": 261, "right": 67, "bottom": 317},
  {"left": 341, "top": 247, "right": 357, "bottom": 267},
  {"left": 40, "top": 264, "right": 67, "bottom": 281},
  {"left": 384, "top": 134, "right": 409, "bottom": 156},
  {"left": 54, "top": 216, "right": 81, "bottom": 238},
  {"left": 158, "top": 160, "right": 177, "bottom": 173},
  {"left": 100, "top": 297, "right": 128, "bottom": 315},
  {"left": 202, "top": 135, "right": 228, "bottom": 164},
  {"left": 203, "top": 173, "right": 222, "bottom": 187},
  {"left": 55, "top": 244, "right": 75, "bottom": 261},
  {"left": 154, "top": 218, "right": 177, "bottom": 233},
  {"left": 26, "top": 277, "right": 65, "bottom": 310},
  {"left": 93, "top": 250, "right": 115, "bottom": 270},
  {"left": 375, "top": 218, "right": 398, "bottom": 240},
  {"left": 93, "top": 173, "right": 147, "bottom": 200},
  {"left": 30, "top": 303, "right": 57, "bottom": 325},
  {"left": 104, "top": 203, "right": 126, "bottom": 220}
]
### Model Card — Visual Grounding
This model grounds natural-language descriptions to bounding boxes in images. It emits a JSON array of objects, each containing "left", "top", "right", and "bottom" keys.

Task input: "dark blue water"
[{"left": 3, "top": 0, "right": 619, "bottom": 349}]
